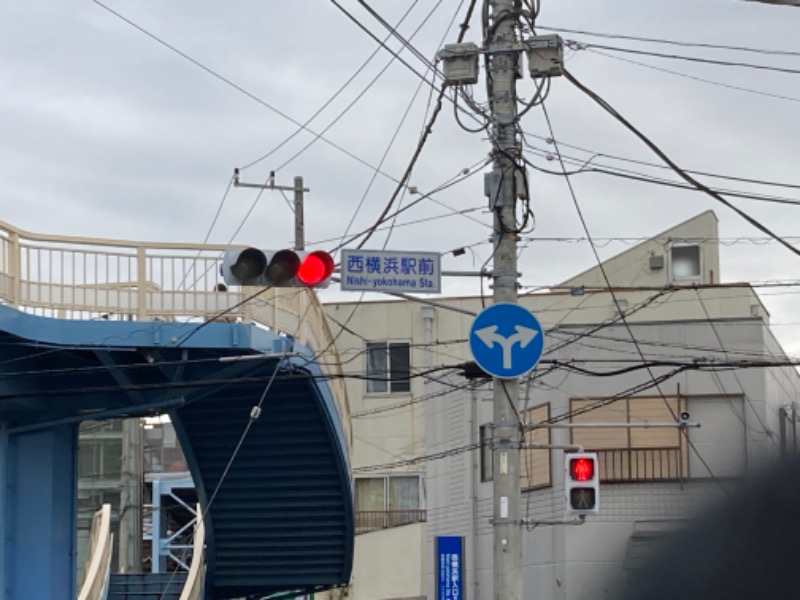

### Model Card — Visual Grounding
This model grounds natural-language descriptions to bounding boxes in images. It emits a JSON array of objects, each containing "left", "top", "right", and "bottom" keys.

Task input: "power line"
[
  {"left": 520, "top": 129, "right": 800, "bottom": 192},
  {"left": 238, "top": 0, "right": 425, "bottom": 173},
  {"left": 540, "top": 101, "right": 729, "bottom": 491},
  {"left": 517, "top": 236, "right": 800, "bottom": 247},
  {"left": 521, "top": 144, "right": 800, "bottom": 208},
  {"left": 587, "top": 47, "right": 800, "bottom": 105},
  {"left": 693, "top": 289, "right": 778, "bottom": 447},
  {"left": 330, "top": 0, "right": 482, "bottom": 253},
  {"left": 331, "top": 157, "right": 489, "bottom": 252},
  {"left": 337, "top": 1, "right": 459, "bottom": 251},
  {"left": 570, "top": 41, "right": 800, "bottom": 76},
  {"left": 272, "top": 0, "right": 451, "bottom": 176},
  {"left": 90, "top": 0, "right": 407, "bottom": 187},
  {"left": 537, "top": 24, "right": 800, "bottom": 58},
  {"left": 352, "top": 360, "right": 709, "bottom": 473},
  {"left": 563, "top": 67, "right": 800, "bottom": 258},
  {"left": 328, "top": 0, "right": 446, "bottom": 93}
]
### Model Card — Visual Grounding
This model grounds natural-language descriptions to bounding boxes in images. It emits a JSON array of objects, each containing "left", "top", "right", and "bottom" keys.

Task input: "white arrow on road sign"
[
  {"left": 469, "top": 303, "right": 545, "bottom": 379},
  {"left": 474, "top": 325, "right": 539, "bottom": 369}
]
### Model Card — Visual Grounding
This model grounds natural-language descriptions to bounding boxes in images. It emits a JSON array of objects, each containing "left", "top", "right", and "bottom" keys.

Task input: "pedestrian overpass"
[{"left": 0, "top": 220, "right": 354, "bottom": 599}]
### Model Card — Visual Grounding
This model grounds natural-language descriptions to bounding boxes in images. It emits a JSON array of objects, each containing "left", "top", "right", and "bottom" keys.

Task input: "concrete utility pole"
[
  {"left": 119, "top": 418, "right": 143, "bottom": 572},
  {"left": 487, "top": 1, "right": 523, "bottom": 598},
  {"left": 233, "top": 169, "right": 308, "bottom": 251},
  {"left": 294, "top": 176, "right": 305, "bottom": 251},
  {"left": 440, "top": 5, "right": 561, "bottom": 598}
]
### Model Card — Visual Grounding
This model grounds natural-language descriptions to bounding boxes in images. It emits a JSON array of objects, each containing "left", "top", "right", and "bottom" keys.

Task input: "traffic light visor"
[
  {"left": 569, "top": 457, "right": 595, "bottom": 482},
  {"left": 297, "top": 251, "right": 334, "bottom": 286}
]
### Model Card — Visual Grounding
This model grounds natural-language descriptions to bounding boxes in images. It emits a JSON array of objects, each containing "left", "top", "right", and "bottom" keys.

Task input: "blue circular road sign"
[{"left": 469, "top": 303, "right": 545, "bottom": 379}]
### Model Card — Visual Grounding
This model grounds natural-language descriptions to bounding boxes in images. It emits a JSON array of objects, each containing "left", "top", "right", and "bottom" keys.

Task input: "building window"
[
  {"left": 671, "top": 245, "right": 701, "bottom": 282},
  {"left": 570, "top": 396, "right": 687, "bottom": 482},
  {"left": 521, "top": 403, "right": 552, "bottom": 490},
  {"left": 354, "top": 475, "right": 425, "bottom": 533},
  {"left": 366, "top": 341, "right": 410, "bottom": 393},
  {"left": 78, "top": 438, "right": 123, "bottom": 480}
]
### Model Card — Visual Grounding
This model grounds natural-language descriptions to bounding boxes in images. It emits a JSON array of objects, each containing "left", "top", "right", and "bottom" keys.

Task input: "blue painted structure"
[{"left": 0, "top": 304, "right": 353, "bottom": 599}]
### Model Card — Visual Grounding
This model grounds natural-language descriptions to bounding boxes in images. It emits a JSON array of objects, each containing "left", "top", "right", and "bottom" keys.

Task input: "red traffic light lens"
[
  {"left": 569, "top": 457, "right": 594, "bottom": 482},
  {"left": 297, "top": 251, "right": 334, "bottom": 286}
]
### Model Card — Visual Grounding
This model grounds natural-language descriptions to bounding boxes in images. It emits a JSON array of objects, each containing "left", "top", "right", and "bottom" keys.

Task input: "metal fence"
[
  {"left": 597, "top": 447, "right": 683, "bottom": 482},
  {"left": 0, "top": 219, "right": 351, "bottom": 445}
]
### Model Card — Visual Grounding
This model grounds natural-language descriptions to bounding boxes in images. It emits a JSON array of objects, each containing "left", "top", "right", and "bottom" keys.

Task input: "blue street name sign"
[
  {"left": 436, "top": 536, "right": 465, "bottom": 600},
  {"left": 469, "top": 303, "right": 545, "bottom": 379},
  {"left": 341, "top": 249, "right": 441, "bottom": 294}
]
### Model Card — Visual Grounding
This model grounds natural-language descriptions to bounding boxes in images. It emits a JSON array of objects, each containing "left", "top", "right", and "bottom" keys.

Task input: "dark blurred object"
[{"left": 619, "top": 457, "right": 800, "bottom": 600}]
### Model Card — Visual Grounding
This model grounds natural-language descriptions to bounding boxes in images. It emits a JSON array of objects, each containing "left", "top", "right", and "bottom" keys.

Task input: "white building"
[{"left": 324, "top": 211, "right": 800, "bottom": 600}]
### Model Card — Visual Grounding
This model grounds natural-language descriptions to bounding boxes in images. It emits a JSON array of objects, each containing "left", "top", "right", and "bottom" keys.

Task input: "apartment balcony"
[{"left": 597, "top": 447, "right": 685, "bottom": 483}]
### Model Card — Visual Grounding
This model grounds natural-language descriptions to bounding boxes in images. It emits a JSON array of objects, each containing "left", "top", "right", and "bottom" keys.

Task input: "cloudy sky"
[{"left": 1, "top": 0, "right": 799, "bottom": 354}]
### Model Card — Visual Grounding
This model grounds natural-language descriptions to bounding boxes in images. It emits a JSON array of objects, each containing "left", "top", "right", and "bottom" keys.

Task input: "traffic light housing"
[
  {"left": 565, "top": 452, "right": 600, "bottom": 515},
  {"left": 221, "top": 248, "right": 335, "bottom": 288}
]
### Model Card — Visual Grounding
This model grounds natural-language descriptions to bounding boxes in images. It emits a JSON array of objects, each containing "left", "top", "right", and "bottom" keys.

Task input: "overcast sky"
[{"left": 1, "top": 0, "right": 799, "bottom": 356}]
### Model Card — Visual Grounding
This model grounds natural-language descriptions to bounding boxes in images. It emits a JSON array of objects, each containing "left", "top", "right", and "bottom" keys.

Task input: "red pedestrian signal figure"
[
  {"left": 565, "top": 453, "right": 600, "bottom": 515},
  {"left": 221, "top": 248, "right": 335, "bottom": 288}
]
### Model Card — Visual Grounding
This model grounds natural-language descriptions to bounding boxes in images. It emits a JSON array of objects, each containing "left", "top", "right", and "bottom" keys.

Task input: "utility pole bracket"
[{"left": 491, "top": 437, "right": 521, "bottom": 450}]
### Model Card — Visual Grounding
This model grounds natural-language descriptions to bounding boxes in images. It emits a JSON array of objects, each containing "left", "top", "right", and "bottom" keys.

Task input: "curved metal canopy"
[{"left": 0, "top": 305, "right": 353, "bottom": 598}]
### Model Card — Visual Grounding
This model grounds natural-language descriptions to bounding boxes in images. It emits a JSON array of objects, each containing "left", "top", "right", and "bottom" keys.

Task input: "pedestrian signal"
[{"left": 565, "top": 452, "right": 600, "bottom": 515}]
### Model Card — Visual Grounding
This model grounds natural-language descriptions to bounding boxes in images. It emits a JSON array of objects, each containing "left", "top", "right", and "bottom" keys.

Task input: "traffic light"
[
  {"left": 565, "top": 452, "right": 600, "bottom": 515},
  {"left": 221, "top": 248, "right": 335, "bottom": 288}
]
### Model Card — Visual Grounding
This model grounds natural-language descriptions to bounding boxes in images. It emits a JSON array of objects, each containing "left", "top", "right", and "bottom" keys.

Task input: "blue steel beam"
[{"left": 0, "top": 305, "right": 353, "bottom": 599}]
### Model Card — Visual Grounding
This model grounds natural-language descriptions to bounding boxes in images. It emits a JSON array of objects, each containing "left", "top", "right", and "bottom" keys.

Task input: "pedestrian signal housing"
[
  {"left": 221, "top": 248, "right": 335, "bottom": 288},
  {"left": 565, "top": 452, "right": 600, "bottom": 515}
]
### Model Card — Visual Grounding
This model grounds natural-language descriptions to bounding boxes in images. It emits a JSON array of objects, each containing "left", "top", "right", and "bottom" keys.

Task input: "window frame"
[
  {"left": 669, "top": 243, "right": 703, "bottom": 284},
  {"left": 354, "top": 474, "right": 425, "bottom": 511},
  {"left": 365, "top": 340, "right": 411, "bottom": 395}
]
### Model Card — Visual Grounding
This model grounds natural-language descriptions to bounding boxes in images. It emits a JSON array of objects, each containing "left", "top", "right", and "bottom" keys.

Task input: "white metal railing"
[
  {"left": 0, "top": 220, "right": 351, "bottom": 446},
  {"left": 77, "top": 504, "right": 113, "bottom": 600},
  {"left": 179, "top": 505, "right": 206, "bottom": 600}
]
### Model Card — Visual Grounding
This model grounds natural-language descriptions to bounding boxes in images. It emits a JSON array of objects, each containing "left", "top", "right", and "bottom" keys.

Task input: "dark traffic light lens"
[
  {"left": 569, "top": 457, "right": 595, "bottom": 482},
  {"left": 231, "top": 247, "right": 268, "bottom": 281},
  {"left": 265, "top": 249, "right": 302, "bottom": 283},
  {"left": 569, "top": 488, "right": 596, "bottom": 510}
]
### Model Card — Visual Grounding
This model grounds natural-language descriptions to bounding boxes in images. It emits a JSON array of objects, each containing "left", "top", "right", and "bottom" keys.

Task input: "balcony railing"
[
  {"left": 355, "top": 509, "right": 427, "bottom": 534},
  {"left": 597, "top": 447, "right": 683, "bottom": 483}
]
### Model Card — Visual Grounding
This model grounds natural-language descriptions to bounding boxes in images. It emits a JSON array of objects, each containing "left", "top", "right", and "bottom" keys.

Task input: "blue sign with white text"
[
  {"left": 469, "top": 303, "right": 545, "bottom": 379},
  {"left": 436, "top": 536, "right": 465, "bottom": 600},
  {"left": 341, "top": 249, "right": 441, "bottom": 293}
]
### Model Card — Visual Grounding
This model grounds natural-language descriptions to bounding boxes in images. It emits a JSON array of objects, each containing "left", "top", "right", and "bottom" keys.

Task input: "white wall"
[{"left": 348, "top": 524, "right": 426, "bottom": 600}]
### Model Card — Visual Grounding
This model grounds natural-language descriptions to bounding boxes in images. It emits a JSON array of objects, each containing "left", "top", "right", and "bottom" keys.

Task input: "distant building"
[
  {"left": 323, "top": 211, "right": 800, "bottom": 600},
  {"left": 77, "top": 414, "right": 193, "bottom": 578}
]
